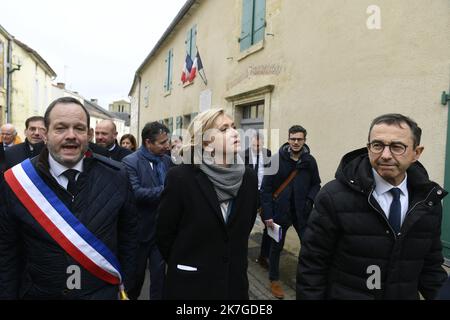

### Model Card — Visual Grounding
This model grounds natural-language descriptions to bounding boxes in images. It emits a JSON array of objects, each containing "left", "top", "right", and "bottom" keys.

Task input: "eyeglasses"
[
  {"left": 289, "top": 138, "right": 305, "bottom": 142},
  {"left": 367, "top": 141, "right": 408, "bottom": 155},
  {"left": 27, "top": 127, "right": 46, "bottom": 133}
]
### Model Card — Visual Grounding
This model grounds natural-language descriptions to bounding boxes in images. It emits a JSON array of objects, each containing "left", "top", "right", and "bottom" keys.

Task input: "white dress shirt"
[
  {"left": 220, "top": 201, "right": 231, "bottom": 223},
  {"left": 3, "top": 142, "right": 14, "bottom": 149},
  {"left": 48, "top": 154, "right": 84, "bottom": 191},
  {"left": 251, "top": 149, "right": 265, "bottom": 190},
  {"left": 372, "top": 169, "right": 409, "bottom": 226}
]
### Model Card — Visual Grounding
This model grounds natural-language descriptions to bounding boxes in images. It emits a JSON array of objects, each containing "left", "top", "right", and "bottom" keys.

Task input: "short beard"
[
  {"left": 48, "top": 143, "right": 88, "bottom": 168},
  {"left": 97, "top": 141, "right": 115, "bottom": 149}
]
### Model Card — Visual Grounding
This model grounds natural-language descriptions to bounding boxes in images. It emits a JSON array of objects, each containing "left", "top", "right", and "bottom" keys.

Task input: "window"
[
  {"left": 34, "top": 78, "right": 40, "bottom": 114},
  {"left": 176, "top": 116, "right": 183, "bottom": 130},
  {"left": 168, "top": 118, "right": 173, "bottom": 133},
  {"left": 164, "top": 49, "right": 174, "bottom": 92},
  {"left": 240, "top": 0, "right": 266, "bottom": 51},
  {"left": 163, "top": 118, "right": 173, "bottom": 133},
  {"left": 185, "top": 25, "right": 197, "bottom": 58},
  {"left": 183, "top": 114, "right": 191, "bottom": 129},
  {"left": 242, "top": 102, "right": 264, "bottom": 120},
  {"left": 144, "top": 85, "right": 150, "bottom": 108}
]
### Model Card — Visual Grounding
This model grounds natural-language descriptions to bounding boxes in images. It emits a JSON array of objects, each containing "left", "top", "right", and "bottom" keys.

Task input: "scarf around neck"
[
  {"left": 140, "top": 145, "right": 167, "bottom": 185},
  {"left": 199, "top": 153, "right": 245, "bottom": 203}
]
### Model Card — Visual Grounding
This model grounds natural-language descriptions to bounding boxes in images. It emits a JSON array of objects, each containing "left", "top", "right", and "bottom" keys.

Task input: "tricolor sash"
[{"left": 4, "top": 159, "right": 128, "bottom": 297}]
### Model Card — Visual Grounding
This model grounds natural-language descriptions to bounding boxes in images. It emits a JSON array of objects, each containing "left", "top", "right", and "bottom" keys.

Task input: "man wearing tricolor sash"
[{"left": 0, "top": 97, "right": 138, "bottom": 300}]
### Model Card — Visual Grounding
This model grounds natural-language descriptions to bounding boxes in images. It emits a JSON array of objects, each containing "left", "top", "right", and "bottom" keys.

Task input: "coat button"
[
  {"left": 350, "top": 180, "right": 354, "bottom": 184},
  {"left": 386, "top": 230, "right": 390, "bottom": 234},
  {"left": 428, "top": 201, "right": 433, "bottom": 206},
  {"left": 437, "top": 190, "right": 443, "bottom": 195}
]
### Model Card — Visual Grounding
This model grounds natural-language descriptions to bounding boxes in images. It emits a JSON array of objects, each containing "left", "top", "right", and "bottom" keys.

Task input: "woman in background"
[{"left": 120, "top": 134, "right": 137, "bottom": 152}]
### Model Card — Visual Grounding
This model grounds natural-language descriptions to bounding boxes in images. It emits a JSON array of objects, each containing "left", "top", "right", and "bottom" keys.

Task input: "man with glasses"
[
  {"left": 4, "top": 116, "right": 46, "bottom": 170},
  {"left": 297, "top": 113, "right": 448, "bottom": 300},
  {"left": 261, "top": 125, "right": 321, "bottom": 299}
]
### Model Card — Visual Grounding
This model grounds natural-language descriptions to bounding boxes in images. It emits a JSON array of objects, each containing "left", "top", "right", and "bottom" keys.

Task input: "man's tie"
[
  {"left": 388, "top": 188, "right": 401, "bottom": 234},
  {"left": 63, "top": 169, "right": 79, "bottom": 197}
]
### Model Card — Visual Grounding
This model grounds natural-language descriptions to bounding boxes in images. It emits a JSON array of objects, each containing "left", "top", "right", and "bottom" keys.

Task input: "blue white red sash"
[{"left": 4, "top": 159, "right": 123, "bottom": 286}]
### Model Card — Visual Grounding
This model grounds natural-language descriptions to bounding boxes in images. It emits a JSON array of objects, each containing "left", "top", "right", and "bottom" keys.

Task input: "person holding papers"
[
  {"left": 0, "top": 97, "right": 138, "bottom": 300},
  {"left": 156, "top": 108, "right": 258, "bottom": 300},
  {"left": 261, "top": 125, "right": 321, "bottom": 299}
]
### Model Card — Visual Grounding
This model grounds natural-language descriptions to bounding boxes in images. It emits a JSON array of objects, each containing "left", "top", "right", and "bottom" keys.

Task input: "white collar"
[
  {"left": 108, "top": 143, "right": 117, "bottom": 152},
  {"left": 372, "top": 168, "right": 408, "bottom": 196},
  {"left": 48, "top": 153, "right": 84, "bottom": 177}
]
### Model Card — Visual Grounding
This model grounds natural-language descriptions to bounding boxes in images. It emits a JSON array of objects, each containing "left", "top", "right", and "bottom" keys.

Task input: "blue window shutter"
[
  {"left": 164, "top": 56, "right": 168, "bottom": 91},
  {"left": 168, "top": 49, "right": 173, "bottom": 90},
  {"left": 176, "top": 116, "right": 183, "bottom": 129},
  {"left": 253, "top": 0, "right": 266, "bottom": 44},
  {"left": 186, "top": 29, "right": 192, "bottom": 56},
  {"left": 192, "top": 25, "right": 197, "bottom": 58},
  {"left": 168, "top": 117, "right": 173, "bottom": 133},
  {"left": 240, "top": 0, "right": 254, "bottom": 51}
]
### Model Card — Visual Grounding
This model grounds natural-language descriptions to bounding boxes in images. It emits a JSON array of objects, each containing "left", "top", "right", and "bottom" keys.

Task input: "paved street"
[
  {"left": 247, "top": 217, "right": 298, "bottom": 300},
  {"left": 138, "top": 217, "right": 450, "bottom": 300},
  {"left": 139, "top": 217, "right": 300, "bottom": 300}
]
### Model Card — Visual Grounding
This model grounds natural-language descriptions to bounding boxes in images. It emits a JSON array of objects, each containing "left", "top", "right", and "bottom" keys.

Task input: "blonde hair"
[{"left": 181, "top": 108, "right": 225, "bottom": 163}]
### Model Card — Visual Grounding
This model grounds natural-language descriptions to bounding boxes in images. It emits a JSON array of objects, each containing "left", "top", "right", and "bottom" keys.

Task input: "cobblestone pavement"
[
  {"left": 138, "top": 218, "right": 301, "bottom": 300},
  {"left": 247, "top": 218, "right": 298, "bottom": 300}
]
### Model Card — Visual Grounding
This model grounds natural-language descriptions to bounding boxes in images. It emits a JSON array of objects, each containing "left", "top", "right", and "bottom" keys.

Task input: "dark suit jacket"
[
  {"left": 243, "top": 147, "right": 272, "bottom": 172},
  {"left": 109, "top": 143, "right": 132, "bottom": 162},
  {"left": 0, "top": 144, "right": 5, "bottom": 172},
  {"left": 243, "top": 147, "right": 271, "bottom": 208},
  {"left": 4, "top": 140, "right": 45, "bottom": 170},
  {"left": 122, "top": 148, "right": 172, "bottom": 243},
  {"left": 156, "top": 164, "right": 258, "bottom": 300},
  {"left": 89, "top": 142, "right": 110, "bottom": 158}
]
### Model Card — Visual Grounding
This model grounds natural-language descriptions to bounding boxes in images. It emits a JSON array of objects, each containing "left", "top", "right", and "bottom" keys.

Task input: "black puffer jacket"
[
  {"left": 0, "top": 148, "right": 138, "bottom": 299},
  {"left": 297, "top": 148, "right": 448, "bottom": 300}
]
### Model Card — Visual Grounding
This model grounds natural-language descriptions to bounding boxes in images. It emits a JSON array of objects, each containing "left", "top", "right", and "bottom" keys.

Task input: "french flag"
[
  {"left": 189, "top": 51, "right": 206, "bottom": 84},
  {"left": 181, "top": 54, "right": 193, "bottom": 84}
]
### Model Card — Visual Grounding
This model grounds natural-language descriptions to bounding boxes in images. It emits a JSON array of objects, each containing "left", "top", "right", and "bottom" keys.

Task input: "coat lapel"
[{"left": 195, "top": 171, "right": 226, "bottom": 226}]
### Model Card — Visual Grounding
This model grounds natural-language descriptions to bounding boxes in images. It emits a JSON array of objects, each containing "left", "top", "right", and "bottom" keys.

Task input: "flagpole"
[{"left": 196, "top": 46, "right": 208, "bottom": 86}]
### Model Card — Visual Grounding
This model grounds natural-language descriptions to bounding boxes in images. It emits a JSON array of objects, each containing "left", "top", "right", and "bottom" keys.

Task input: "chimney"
[
  {"left": 57, "top": 82, "right": 66, "bottom": 89},
  {"left": 91, "top": 99, "right": 98, "bottom": 104}
]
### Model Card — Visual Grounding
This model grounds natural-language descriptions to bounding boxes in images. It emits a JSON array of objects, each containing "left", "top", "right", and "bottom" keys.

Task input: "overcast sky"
[{"left": 0, "top": 0, "right": 187, "bottom": 108}]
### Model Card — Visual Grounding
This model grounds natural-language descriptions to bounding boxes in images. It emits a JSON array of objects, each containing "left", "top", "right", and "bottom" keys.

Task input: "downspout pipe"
[
  {"left": 5, "top": 38, "right": 12, "bottom": 123},
  {"left": 137, "top": 74, "right": 142, "bottom": 145}
]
